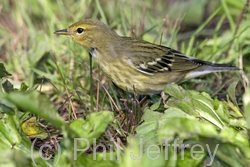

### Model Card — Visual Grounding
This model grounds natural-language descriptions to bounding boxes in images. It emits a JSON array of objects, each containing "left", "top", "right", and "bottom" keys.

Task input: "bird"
[{"left": 54, "top": 19, "right": 239, "bottom": 95}]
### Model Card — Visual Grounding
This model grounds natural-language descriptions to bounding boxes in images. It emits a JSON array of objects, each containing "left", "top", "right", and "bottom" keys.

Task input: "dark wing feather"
[{"left": 127, "top": 40, "right": 202, "bottom": 75}]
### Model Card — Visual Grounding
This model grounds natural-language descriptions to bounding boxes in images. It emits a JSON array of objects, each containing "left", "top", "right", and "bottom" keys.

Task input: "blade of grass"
[
  {"left": 186, "top": 7, "right": 222, "bottom": 55},
  {"left": 95, "top": 0, "right": 107, "bottom": 24},
  {"left": 213, "top": 15, "right": 226, "bottom": 53},
  {"left": 220, "top": 0, "right": 236, "bottom": 32}
]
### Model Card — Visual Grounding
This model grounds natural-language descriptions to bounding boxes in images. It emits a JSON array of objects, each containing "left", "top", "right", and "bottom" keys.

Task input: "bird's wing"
[{"left": 128, "top": 43, "right": 203, "bottom": 75}]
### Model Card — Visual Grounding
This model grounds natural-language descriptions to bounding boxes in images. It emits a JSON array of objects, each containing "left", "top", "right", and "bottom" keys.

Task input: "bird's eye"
[{"left": 77, "top": 28, "right": 84, "bottom": 34}]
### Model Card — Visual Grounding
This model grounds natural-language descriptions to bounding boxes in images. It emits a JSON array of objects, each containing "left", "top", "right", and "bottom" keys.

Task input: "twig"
[
  {"left": 239, "top": 51, "right": 249, "bottom": 90},
  {"left": 226, "top": 0, "right": 250, "bottom": 56},
  {"left": 95, "top": 70, "right": 100, "bottom": 112},
  {"left": 101, "top": 84, "right": 120, "bottom": 112},
  {"left": 51, "top": 54, "right": 77, "bottom": 119},
  {"left": 89, "top": 53, "right": 95, "bottom": 112},
  {"left": 106, "top": 130, "right": 124, "bottom": 151}
]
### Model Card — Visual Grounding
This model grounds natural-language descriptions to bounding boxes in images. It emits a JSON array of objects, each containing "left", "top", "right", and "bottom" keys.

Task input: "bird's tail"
[
  {"left": 187, "top": 59, "right": 240, "bottom": 79},
  {"left": 203, "top": 62, "right": 240, "bottom": 72}
]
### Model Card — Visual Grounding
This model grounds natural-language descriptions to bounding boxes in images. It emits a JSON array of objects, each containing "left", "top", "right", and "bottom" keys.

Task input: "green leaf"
[
  {"left": 4, "top": 91, "right": 64, "bottom": 127},
  {"left": 0, "top": 63, "right": 11, "bottom": 78},
  {"left": 0, "top": 102, "right": 15, "bottom": 113},
  {"left": 165, "top": 83, "right": 230, "bottom": 129},
  {"left": 142, "top": 107, "right": 163, "bottom": 122},
  {"left": 3, "top": 90, "right": 78, "bottom": 138},
  {"left": 215, "top": 142, "right": 249, "bottom": 167},
  {"left": 136, "top": 108, "right": 163, "bottom": 144},
  {"left": 57, "top": 111, "right": 114, "bottom": 166},
  {"left": 219, "top": 127, "right": 250, "bottom": 158},
  {"left": 163, "top": 107, "right": 194, "bottom": 118},
  {"left": 157, "top": 117, "right": 218, "bottom": 141},
  {"left": 75, "top": 153, "right": 118, "bottom": 167},
  {"left": 177, "top": 149, "right": 205, "bottom": 167},
  {"left": 0, "top": 112, "right": 21, "bottom": 147},
  {"left": 21, "top": 117, "right": 48, "bottom": 139},
  {"left": 2, "top": 80, "right": 14, "bottom": 93},
  {"left": 149, "top": 100, "right": 161, "bottom": 111},
  {"left": 164, "top": 83, "right": 188, "bottom": 99},
  {"left": 243, "top": 86, "right": 250, "bottom": 128},
  {"left": 70, "top": 111, "right": 114, "bottom": 144},
  {"left": 165, "top": 97, "right": 199, "bottom": 116},
  {"left": 227, "top": 81, "right": 239, "bottom": 106},
  {"left": 191, "top": 91, "right": 224, "bottom": 129},
  {"left": 20, "top": 82, "right": 29, "bottom": 91},
  {"left": 120, "top": 137, "right": 166, "bottom": 167}
]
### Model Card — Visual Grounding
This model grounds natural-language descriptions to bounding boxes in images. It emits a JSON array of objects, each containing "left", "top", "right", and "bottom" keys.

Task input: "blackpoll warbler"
[{"left": 55, "top": 19, "right": 239, "bottom": 94}]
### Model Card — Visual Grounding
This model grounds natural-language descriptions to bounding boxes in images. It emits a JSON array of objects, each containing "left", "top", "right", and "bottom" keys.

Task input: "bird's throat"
[{"left": 89, "top": 47, "right": 97, "bottom": 57}]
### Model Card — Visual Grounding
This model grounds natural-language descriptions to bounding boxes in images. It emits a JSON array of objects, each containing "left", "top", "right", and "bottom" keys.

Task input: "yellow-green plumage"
[{"left": 55, "top": 19, "right": 239, "bottom": 94}]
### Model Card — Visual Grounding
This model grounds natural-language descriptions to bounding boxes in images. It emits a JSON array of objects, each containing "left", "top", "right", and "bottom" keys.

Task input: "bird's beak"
[{"left": 54, "top": 29, "right": 69, "bottom": 35}]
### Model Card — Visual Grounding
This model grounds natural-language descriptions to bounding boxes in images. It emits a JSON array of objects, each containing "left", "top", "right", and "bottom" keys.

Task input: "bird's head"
[{"left": 54, "top": 19, "right": 118, "bottom": 50}]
